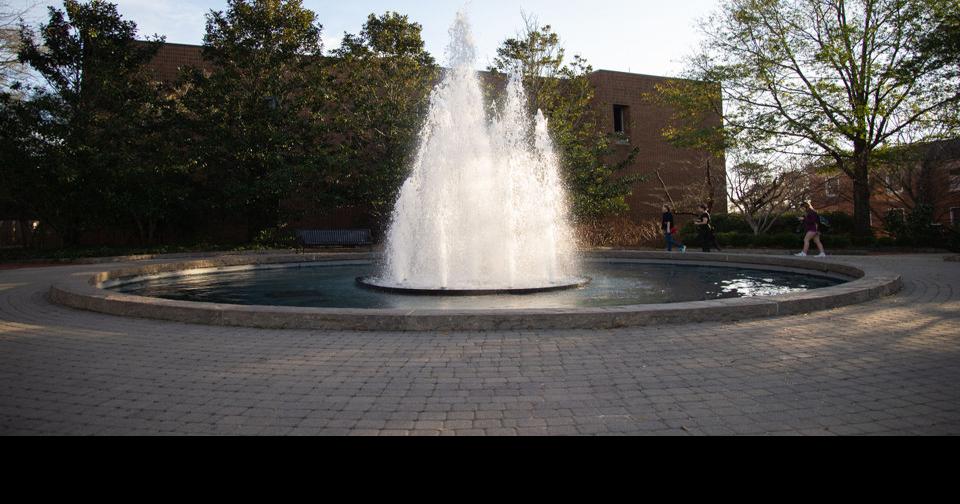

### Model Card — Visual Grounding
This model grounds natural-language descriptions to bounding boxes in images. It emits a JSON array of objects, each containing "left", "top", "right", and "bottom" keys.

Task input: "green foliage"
[
  {"left": 883, "top": 203, "right": 946, "bottom": 247},
  {"left": 253, "top": 225, "right": 297, "bottom": 249},
  {"left": 703, "top": 231, "right": 859, "bottom": 249},
  {"left": 912, "top": 0, "right": 960, "bottom": 99},
  {"left": 653, "top": 79, "right": 728, "bottom": 157},
  {"left": 883, "top": 208, "right": 908, "bottom": 238},
  {"left": 709, "top": 213, "right": 754, "bottom": 234},
  {"left": 323, "top": 12, "right": 438, "bottom": 223},
  {"left": 9, "top": 0, "right": 177, "bottom": 246},
  {"left": 946, "top": 225, "right": 960, "bottom": 252},
  {"left": 488, "top": 20, "right": 641, "bottom": 221},
  {"left": 820, "top": 211, "right": 855, "bottom": 235},
  {"left": 675, "top": 0, "right": 960, "bottom": 237},
  {"left": 186, "top": 0, "right": 326, "bottom": 240}
]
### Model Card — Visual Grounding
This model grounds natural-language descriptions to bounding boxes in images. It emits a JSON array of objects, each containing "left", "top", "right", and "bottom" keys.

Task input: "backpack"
[{"left": 819, "top": 215, "right": 831, "bottom": 233}]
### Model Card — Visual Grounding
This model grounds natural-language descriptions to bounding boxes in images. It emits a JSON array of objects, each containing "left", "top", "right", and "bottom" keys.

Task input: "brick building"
[
  {"left": 145, "top": 44, "right": 726, "bottom": 230},
  {"left": 809, "top": 139, "right": 960, "bottom": 230},
  {"left": 588, "top": 70, "right": 726, "bottom": 222}
]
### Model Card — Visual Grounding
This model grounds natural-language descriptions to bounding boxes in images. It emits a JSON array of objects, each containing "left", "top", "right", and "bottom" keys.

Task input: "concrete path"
[{"left": 1, "top": 254, "right": 958, "bottom": 436}]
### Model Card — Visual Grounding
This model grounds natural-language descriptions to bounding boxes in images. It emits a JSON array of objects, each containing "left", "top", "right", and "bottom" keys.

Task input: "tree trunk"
[
  {"left": 134, "top": 218, "right": 146, "bottom": 247},
  {"left": 17, "top": 219, "right": 32, "bottom": 249},
  {"left": 148, "top": 220, "right": 157, "bottom": 247},
  {"left": 704, "top": 159, "right": 715, "bottom": 212},
  {"left": 852, "top": 153, "right": 873, "bottom": 237}
]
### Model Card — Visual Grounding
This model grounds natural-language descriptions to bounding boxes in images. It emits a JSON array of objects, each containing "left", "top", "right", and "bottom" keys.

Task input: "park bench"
[{"left": 295, "top": 229, "right": 374, "bottom": 249}]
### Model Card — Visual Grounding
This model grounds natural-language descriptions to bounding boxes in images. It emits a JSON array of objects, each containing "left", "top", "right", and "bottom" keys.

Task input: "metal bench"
[{"left": 295, "top": 229, "right": 373, "bottom": 248}]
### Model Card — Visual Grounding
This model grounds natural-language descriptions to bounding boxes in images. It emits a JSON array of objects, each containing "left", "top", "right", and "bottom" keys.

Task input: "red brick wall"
[
  {"left": 146, "top": 42, "right": 213, "bottom": 82},
  {"left": 589, "top": 71, "right": 727, "bottom": 224}
]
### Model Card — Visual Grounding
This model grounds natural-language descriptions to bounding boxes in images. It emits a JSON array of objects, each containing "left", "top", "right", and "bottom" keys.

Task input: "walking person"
[
  {"left": 695, "top": 204, "right": 722, "bottom": 252},
  {"left": 795, "top": 201, "right": 827, "bottom": 257},
  {"left": 661, "top": 204, "right": 686, "bottom": 253}
]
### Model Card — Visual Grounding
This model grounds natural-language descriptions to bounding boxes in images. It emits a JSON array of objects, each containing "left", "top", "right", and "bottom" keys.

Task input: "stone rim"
[{"left": 48, "top": 251, "right": 903, "bottom": 332}]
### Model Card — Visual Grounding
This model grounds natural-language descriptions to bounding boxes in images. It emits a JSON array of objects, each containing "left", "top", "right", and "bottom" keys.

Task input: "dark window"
[
  {"left": 950, "top": 168, "right": 960, "bottom": 193},
  {"left": 952, "top": 207, "right": 960, "bottom": 225},
  {"left": 613, "top": 105, "right": 629, "bottom": 134}
]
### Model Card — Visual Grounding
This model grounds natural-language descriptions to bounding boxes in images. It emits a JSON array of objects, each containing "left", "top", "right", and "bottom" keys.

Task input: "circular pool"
[
  {"left": 105, "top": 259, "right": 846, "bottom": 310},
  {"left": 49, "top": 251, "right": 903, "bottom": 331}
]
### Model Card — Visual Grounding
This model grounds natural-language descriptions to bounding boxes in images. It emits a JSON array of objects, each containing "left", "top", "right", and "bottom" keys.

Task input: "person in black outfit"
[
  {"left": 661, "top": 204, "right": 686, "bottom": 253},
  {"left": 695, "top": 204, "right": 722, "bottom": 252}
]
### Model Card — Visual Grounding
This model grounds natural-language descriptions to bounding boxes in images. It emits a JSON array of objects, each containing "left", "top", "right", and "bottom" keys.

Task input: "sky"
[{"left": 17, "top": 0, "right": 720, "bottom": 77}]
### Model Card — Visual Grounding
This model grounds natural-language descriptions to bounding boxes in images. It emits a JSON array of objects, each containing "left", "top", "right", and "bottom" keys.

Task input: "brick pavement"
[{"left": 1, "top": 254, "right": 957, "bottom": 436}]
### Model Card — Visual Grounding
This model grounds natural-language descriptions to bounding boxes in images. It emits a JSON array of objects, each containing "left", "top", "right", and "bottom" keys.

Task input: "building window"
[
  {"left": 613, "top": 105, "right": 629, "bottom": 135},
  {"left": 883, "top": 170, "right": 903, "bottom": 194},
  {"left": 950, "top": 167, "right": 960, "bottom": 193},
  {"left": 952, "top": 207, "right": 960, "bottom": 226},
  {"left": 825, "top": 177, "right": 840, "bottom": 198}
]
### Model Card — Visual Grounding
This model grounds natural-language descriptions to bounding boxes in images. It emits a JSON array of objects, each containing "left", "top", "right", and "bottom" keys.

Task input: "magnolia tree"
[
  {"left": 324, "top": 12, "right": 438, "bottom": 223},
  {"left": 11, "top": 0, "right": 170, "bottom": 245},
  {"left": 184, "top": 0, "right": 327, "bottom": 240}
]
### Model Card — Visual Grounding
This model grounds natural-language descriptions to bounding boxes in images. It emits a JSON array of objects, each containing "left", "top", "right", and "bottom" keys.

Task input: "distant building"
[
  {"left": 809, "top": 139, "right": 960, "bottom": 229},
  {"left": 144, "top": 43, "right": 726, "bottom": 229}
]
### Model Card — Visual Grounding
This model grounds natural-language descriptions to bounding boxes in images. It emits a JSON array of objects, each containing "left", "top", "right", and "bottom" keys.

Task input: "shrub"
[
  {"left": 883, "top": 204, "right": 943, "bottom": 248},
  {"left": 767, "top": 212, "right": 804, "bottom": 234},
  {"left": 755, "top": 233, "right": 801, "bottom": 248},
  {"left": 578, "top": 218, "right": 661, "bottom": 248},
  {"left": 883, "top": 209, "right": 908, "bottom": 238},
  {"left": 820, "top": 211, "right": 855, "bottom": 235},
  {"left": 253, "top": 226, "right": 298, "bottom": 249},
  {"left": 851, "top": 234, "right": 877, "bottom": 247},
  {"left": 947, "top": 226, "right": 960, "bottom": 253},
  {"left": 711, "top": 213, "right": 754, "bottom": 234},
  {"left": 716, "top": 232, "right": 752, "bottom": 248},
  {"left": 823, "top": 234, "right": 853, "bottom": 248},
  {"left": 895, "top": 235, "right": 916, "bottom": 247}
]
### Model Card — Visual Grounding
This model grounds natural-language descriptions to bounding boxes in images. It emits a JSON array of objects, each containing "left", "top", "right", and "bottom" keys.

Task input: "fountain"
[
  {"left": 50, "top": 12, "right": 891, "bottom": 332},
  {"left": 357, "top": 13, "right": 584, "bottom": 295}
]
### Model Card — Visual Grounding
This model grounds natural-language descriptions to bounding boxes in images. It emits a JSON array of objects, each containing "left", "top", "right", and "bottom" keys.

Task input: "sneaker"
[
  {"left": 794, "top": 252, "right": 807, "bottom": 257},
  {"left": 681, "top": 246, "right": 687, "bottom": 254},
  {"left": 817, "top": 253, "right": 827, "bottom": 258}
]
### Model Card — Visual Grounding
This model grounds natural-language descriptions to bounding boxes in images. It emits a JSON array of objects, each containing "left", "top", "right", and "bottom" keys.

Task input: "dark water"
[{"left": 108, "top": 261, "right": 846, "bottom": 310}]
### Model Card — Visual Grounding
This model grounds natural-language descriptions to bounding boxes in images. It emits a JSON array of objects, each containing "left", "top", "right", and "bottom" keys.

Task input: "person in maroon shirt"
[{"left": 795, "top": 201, "right": 827, "bottom": 257}]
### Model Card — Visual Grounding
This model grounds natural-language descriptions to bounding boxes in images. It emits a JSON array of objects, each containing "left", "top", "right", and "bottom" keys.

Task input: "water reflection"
[{"left": 110, "top": 262, "right": 844, "bottom": 310}]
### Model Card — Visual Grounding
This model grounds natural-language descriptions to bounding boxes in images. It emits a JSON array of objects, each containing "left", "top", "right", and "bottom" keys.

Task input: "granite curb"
[{"left": 49, "top": 251, "right": 902, "bottom": 332}]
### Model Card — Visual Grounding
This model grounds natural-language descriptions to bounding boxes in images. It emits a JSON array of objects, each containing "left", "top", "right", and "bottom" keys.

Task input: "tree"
[
  {"left": 912, "top": 0, "right": 960, "bottom": 131},
  {"left": 1, "top": 1, "right": 33, "bottom": 88},
  {"left": 728, "top": 159, "right": 809, "bottom": 234},
  {"left": 322, "top": 12, "right": 438, "bottom": 224},
  {"left": 13, "top": 0, "right": 166, "bottom": 246},
  {"left": 0, "top": 91, "right": 38, "bottom": 246},
  {"left": 488, "top": 16, "right": 640, "bottom": 221},
  {"left": 673, "top": 0, "right": 960, "bottom": 237},
  {"left": 185, "top": 0, "right": 326, "bottom": 240}
]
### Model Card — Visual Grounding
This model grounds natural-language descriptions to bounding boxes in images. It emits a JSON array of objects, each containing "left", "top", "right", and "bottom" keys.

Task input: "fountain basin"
[
  {"left": 355, "top": 276, "right": 592, "bottom": 296},
  {"left": 48, "top": 251, "right": 902, "bottom": 331}
]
